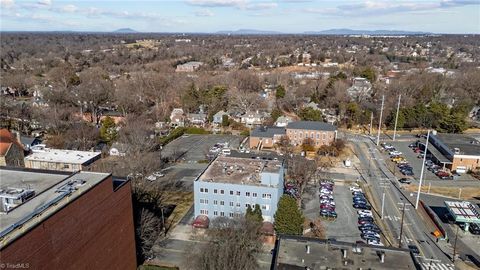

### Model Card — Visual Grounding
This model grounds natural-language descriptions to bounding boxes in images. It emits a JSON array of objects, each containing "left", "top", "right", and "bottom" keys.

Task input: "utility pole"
[
  {"left": 428, "top": 257, "right": 433, "bottom": 270},
  {"left": 381, "top": 190, "right": 386, "bottom": 219},
  {"left": 369, "top": 111, "right": 373, "bottom": 135},
  {"left": 376, "top": 95, "right": 385, "bottom": 146},
  {"left": 393, "top": 94, "right": 402, "bottom": 141},
  {"left": 399, "top": 202, "right": 406, "bottom": 248},
  {"left": 415, "top": 130, "right": 430, "bottom": 209},
  {"left": 452, "top": 225, "right": 459, "bottom": 263}
]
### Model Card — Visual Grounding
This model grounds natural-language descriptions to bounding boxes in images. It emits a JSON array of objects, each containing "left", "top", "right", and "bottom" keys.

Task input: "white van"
[{"left": 222, "top": 148, "right": 231, "bottom": 156}]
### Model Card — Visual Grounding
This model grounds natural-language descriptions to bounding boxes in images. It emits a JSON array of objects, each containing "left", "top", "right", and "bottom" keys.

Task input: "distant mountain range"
[
  {"left": 214, "top": 28, "right": 430, "bottom": 35},
  {"left": 114, "top": 28, "right": 138, "bottom": 33},
  {"left": 303, "top": 28, "right": 430, "bottom": 35}
]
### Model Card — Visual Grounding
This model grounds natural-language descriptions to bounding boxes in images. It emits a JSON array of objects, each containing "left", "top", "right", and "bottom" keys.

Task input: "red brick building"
[{"left": 0, "top": 167, "right": 137, "bottom": 270}]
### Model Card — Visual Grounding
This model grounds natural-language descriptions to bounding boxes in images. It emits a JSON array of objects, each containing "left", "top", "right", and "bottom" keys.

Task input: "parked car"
[
  {"left": 320, "top": 210, "right": 337, "bottom": 218},
  {"left": 358, "top": 216, "right": 374, "bottom": 222},
  {"left": 368, "top": 240, "right": 384, "bottom": 246},
  {"left": 320, "top": 204, "right": 335, "bottom": 211},
  {"left": 399, "top": 178, "right": 412, "bottom": 184},
  {"left": 358, "top": 210, "right": 373, "bottom": 216},
  {"left": 353, "top": 204, "right": 372, "bottom": 210},
  {"left": 320, "top": 195, "right": 334, "bottom": 200},
  {"left": 320, "top": 200, "right": 335, "bottom": 206},
  {"left": 361, "top": 232, "right": 380, "bottom": 238},
  {"left": 361, "top": 234, "right": 380, "bottom": 241},
  {"left": 360, "top": 227, "right": 381, "bottom": 233},
  {"left": 469, "top": 223, "right": 480, "bottom": 235}
]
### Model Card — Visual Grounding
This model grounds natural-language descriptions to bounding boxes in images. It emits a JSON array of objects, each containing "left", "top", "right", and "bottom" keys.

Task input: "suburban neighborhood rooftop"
[{"left": 198, "top": 156, "right": 282, "bottom": 185}]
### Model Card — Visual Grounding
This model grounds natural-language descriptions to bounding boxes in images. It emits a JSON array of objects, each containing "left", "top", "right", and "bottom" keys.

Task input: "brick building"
[{"left": 0, "top": 167, "right": 137, "bottom": 270}]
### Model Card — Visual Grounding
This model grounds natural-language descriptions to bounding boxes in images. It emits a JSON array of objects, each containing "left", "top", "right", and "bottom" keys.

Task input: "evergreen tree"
[
  {"left": 276, "top": 85, "right": 286, "bottom": 99},
  {"left": 100, "top": 116, "right": 117, "bottom": 144},
  {"left": 274, "top": 195, "right": 304, "bottom": 235}
]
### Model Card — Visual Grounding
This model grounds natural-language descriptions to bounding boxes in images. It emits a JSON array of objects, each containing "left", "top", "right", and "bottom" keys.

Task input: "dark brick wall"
[{"left": 0, "top": 176, "right": 137, "bottom": 270}]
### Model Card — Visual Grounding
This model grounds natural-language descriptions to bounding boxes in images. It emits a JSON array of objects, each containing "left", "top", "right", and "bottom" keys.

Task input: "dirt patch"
[
  {"left": 405, "top": 185, "right": 480, "bottom": 200},
  {"left": 163, "top": 191, "right": 193, "bottom": 227}
]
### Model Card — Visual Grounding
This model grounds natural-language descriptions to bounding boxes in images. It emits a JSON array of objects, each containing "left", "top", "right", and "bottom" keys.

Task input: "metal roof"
[
  {"left": 251, "top": 126, "right": 286, "bottom": 138},
  {"left": 444, "top": 201, "right": 480, "bottom": 223}
]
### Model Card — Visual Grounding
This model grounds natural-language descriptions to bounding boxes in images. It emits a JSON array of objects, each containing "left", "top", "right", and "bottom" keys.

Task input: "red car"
[
  {"left": 320, "top": 204, "right": 335, "bottom": 211},
  {"left": 436, "top": 171, "right": 449, "bottom": 177}
]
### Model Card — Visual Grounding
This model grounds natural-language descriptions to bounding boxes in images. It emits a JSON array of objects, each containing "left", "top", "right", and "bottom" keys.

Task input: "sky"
[{"left": 0, "top": 0, "right": 479, "bottom": 33}]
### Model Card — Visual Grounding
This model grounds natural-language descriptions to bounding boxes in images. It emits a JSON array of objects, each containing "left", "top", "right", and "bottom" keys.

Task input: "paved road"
[{"left": 346, "top": 133, "right": 454, "bottom": 267}]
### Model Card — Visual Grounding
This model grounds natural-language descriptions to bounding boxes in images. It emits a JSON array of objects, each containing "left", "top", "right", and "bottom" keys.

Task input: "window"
[
  {"left": 220, "top": 212, "right": 225, "bottom": 217},
  {"left": 230, "top": 190, "right": 234, "bottom": 195},
  {"left": 236, "top": 203, "right": 241, "bottom": 207},
  {"left": 252, "top": 193, "right": 257, "bottom": 198},
  {"left": 316, "top": 133, "right": 320, "bottom": 139},
  {"left": 305, "top": 133, "right": 308, "bottom": 138},
  {"left": 213, "top": 211, "right": 218, "bottom": 216},
  {"left": 200, "top": 199, "right": 209, "bottom": 204},
  {"left": 229, "top": 202, "right": 234, "bottom": 206},
  {"left": 261, "top": 204, "right": 270, "bottom": 210},
  {"left": 200, "top": 188, "right": 204, "bottom": 193},
  {"left": 311, "top": 132, "right": 314, "bottom": 138},
  {"left": 220, "top": 190, "right": 225, "bottom": 194},
  {"left": 200, "top": 209, "right": 208, "bottom": 215},
  {"left": 262, "top": 193, "right": 272, "bottom": 199},
  {"left": 204, "top": 188, "right": 209, "bottom": 193},
  {"left": 322, "top": 133, "right": 326, "bottom": 140},
  {"left": 213, "top": 200, "right": 218, "bottom": 205},
  {"left": 214, "top": 189, "right": 218, "bottom": 194},
  {"left": 236, "top": 191, "right": 241, "bottom": 196},
  {"left": 229, "top": 212, "right": 234, "bottom": 217},
  {"left": 245, "top": 203, "right": 250, "bottom": 208},
  {"left": 220, "top": 201, "right": 225, "bottom": 206},
  {"left": 246, "top": 192, "right": 251, "bottom": 197}
]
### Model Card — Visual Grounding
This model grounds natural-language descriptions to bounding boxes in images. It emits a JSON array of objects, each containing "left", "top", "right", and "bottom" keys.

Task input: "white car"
[
  {"left": 367, "top": 239, "right": 383, "bottom": 246},
  {"left": 153, "top": 172, "right": 165, "bottom": 178},
  {"left": 146, "top": 175, "right": 157, "bottom": 181},
  {"left": 358, "top": 210, "right": 373, "bottom": 216},
  {"left": 320, "top": 190, "right": 333, "bottom": 195},
  {"left": 359, "top": 213, "right": 373, "bottom": 218},
  {"left": 320, "top": 200, "right": 335, "bottom": 205},
  {"left": 389, "top": 151, "right": 402, "bottom": 156},
  {"left": 349, "top": 187, "right": 362, "bottom": 192}
]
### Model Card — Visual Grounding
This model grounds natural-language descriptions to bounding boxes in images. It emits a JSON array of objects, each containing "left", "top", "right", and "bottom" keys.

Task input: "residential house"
[
  {"left": 241, "top": 111, "right": 268, "bottom": 128},
  {"left": 19, "top": 135, "right": 42, "bottom": 151},
  {"left": 213, "top": 110, "right": 229, "bottom": 126},
  {"left": 304, "top": 101, "right": 320, "bottom": 111},
  {"left": 274, "top": 116, "right": 293, "bottom": 127},
  {"left": 0, "top": 129, "right": 25, "bottom": 167},
  {"left": 347, "top": 77, "right": 372, "bottom": 101},
  {"left": 170, "top": 108, "right": 185, "bottom": 128},
  {"left": 109, "top": 143, "right": 128, "bottom": 157},
  {"left": 187, "top": 113, "right": 207, "bottom": 126},
  {"left": 175, "top": 61, "right": 204, "bottom": 72},
  {"left": 194, "top": 155, "right": 285, "bottom": 223}
]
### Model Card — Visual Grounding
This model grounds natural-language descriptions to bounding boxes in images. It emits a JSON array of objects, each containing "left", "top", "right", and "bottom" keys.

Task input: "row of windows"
[
  {"left": 199, "top": 209, "right": 242, "bottom": 218},
  {"left": 199, "top": 200, "right": 271, "bottom": 210},
  {"left": 289, "top": 130, "right": 330, "bottom": 139},
  {"left": 199, "top": 188, "right": 271, "bottom": 199}
]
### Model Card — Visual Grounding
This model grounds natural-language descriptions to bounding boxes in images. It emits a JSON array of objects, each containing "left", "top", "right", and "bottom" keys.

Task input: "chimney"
[{"left": 306, "top": 245, "right": 310, "bottom": 254}]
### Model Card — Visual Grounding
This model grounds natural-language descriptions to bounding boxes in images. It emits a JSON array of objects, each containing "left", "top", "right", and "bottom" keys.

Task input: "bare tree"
[{"left": 188, "top": 217, "right": 262, "bottom": 270}]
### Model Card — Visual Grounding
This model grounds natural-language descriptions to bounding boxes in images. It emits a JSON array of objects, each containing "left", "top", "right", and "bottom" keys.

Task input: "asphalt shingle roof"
[
  {"left": 286, "top": 121, "right": 336, "bottom": 131},
  {"left": 251, "top": 126, "right": 286, "bottom": 138}
]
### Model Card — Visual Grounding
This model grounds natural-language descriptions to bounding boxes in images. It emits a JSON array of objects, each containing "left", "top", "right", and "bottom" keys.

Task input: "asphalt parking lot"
[
  {"left": 324, "top": 184, "right": 363, "bottom": 242},
  {"left": 162, "top": 134, "right": 243, "bottom": 162},
  {"left": 383, "top": 140, "right": 477, "bottom": 186}
]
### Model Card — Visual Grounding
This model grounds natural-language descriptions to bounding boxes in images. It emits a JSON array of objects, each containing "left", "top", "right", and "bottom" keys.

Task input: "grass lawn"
[{"left": 163, "top": 191, "right": 194, "bottom": 227}]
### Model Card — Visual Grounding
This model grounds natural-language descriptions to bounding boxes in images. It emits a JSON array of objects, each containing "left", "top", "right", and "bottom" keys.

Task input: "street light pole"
[
  {"left": 398, "top": 202, "right": 406, "bottom": 248},
  {"left": 376, "top": 95, "right": 385, "bottom": 146},
  {"left": 393, "top": 94, "right": 401, "bottom": 141},
  {"left": 452, "top": 225, "right": 459, "bottom": 263},
  {"left": 381, "top": 190, "right": 386, "bottom": 219},
  {"left": 369, "top": 111, "right": 373, "bottom": 135},
  {"left": 415, "top": 130, "right": 430, "bottom": 209}
]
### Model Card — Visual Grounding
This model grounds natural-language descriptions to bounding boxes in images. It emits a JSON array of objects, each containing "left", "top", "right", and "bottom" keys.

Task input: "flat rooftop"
[
  {"left": 25, "top": 148, "right": 101, "bottom": 164},
  {"left": 0, "top": 167, "right": 111, "bottom": 248},
  {"left": 198, "top": 156, "right": 282, "bottom": 186},
  {"left": 435, "top": 133, "right": 480, "bottom": 156},
  {"left": 274, "top": 236, "right": 416, "bottom": 270},
  {"left": 445, "top": 201, "right": 480, "bottom": 223}
]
